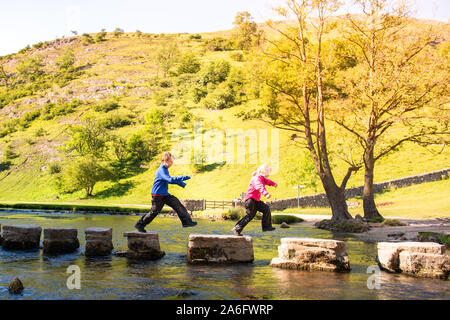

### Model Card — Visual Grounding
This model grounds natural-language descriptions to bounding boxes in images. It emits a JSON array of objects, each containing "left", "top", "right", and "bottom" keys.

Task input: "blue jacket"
[{"left": 151, "top": 164, "right": 190, "bottom": 196}]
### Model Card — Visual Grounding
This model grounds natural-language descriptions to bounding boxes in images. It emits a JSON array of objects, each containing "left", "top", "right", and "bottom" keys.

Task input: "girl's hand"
[
  {"left": 266, "top": 194, "right": 271, "bottom": 199},
  {"left": 274, "top": 183, "right": 278, "bottom": 188}
]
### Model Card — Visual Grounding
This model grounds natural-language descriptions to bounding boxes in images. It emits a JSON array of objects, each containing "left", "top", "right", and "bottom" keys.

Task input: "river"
[{"left": 0, "top": 210, "right": 448, "bottom": 300}]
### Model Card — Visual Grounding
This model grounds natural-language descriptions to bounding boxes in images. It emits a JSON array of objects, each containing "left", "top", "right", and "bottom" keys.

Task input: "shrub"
[
  {"left": 382, "top": 219, "right": 406, "bottom": 226},
  {"left": 222, "top": 207, "right": 245, "bottom": 220},
  {"left": 3, "top": 144, "right": 18, "bottom": 160},
  {"left": 96, "top": 29, "right": 107, "bottom": 42},
  {"left": 35, "top": 127, "right": 47, "bottom": 137},
  {"left": 49, "top": 162, "right": 62, "bottom": 174},
  {"left": 40, "top": 99, "right": 81, "bottom": 120},
  {"left": 272, "top": 215, "right": 304, "bottom": 224},
  {"left": 189, "top": 86, "right": 208, "bottom": 103},
  {"left": 205, "top": 37, "right": 234, "bottom": 51},
  {"left": 189, "top": 34, "right": 202, "bottom": 40},
  {"left": 230, "top": 52, "right": 244, "bottom": 62},
  {"left": 198, "top": 60, "right": 231, "bottom": 85},
  {"left": 202, "top": 83, "right": 236, "bottom": 109},
  {"left": 93, "top": 100, "right": 120, "bottom": 112},
  {"left": 81, "top": 33, "right": 94, "bottom": 45},
  {"left": 101, "top": 113, "right": 133, "bottom": 129},
  {"left": 177, "top": 53, "right": 201, "bottom": 74},
  {"left": 127, "top": 132, "right": 155, "bottom": 163}
]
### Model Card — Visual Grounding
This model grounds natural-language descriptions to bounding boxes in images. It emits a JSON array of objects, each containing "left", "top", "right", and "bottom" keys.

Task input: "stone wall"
[
  {"left": 181, "top": 199, "right": 205, "bottom": 211},
  {"left": 216, "top": 168, "right": 449, "bottom": 211}
]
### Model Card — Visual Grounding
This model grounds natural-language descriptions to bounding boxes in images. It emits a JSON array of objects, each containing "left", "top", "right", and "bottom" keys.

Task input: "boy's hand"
[{"left": 182, "top": 175, "right": 191, "bottom": 181}]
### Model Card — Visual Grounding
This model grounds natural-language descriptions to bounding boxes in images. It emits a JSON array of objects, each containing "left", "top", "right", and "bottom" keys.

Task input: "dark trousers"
[
  {"left": 234, "top": 198, "right": 273, "bottom": 232},
  {"left": 137, "top": 195, "right": 192, "bottom": 227}
]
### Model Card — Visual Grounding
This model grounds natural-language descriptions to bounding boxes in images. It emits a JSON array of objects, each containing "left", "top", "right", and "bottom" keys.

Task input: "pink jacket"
[{"left": 244, "top": 175, "right": 277, "bottom": 202}]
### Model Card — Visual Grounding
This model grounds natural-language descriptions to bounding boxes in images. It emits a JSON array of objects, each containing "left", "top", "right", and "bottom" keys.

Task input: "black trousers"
[
  {"left": 234, "top": 198, "right": 273, "bottom": 232},
  {"left": 137, "top": 195, "right": 192, "bottom": 226}
]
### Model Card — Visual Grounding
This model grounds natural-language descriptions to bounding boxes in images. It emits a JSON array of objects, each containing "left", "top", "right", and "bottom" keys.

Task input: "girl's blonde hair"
[
  {"left": 252, "top": 164, "right": 272, "bottom": 177},
  {"left": 162, "top": 152, "right": 174, "bottom": 163}
]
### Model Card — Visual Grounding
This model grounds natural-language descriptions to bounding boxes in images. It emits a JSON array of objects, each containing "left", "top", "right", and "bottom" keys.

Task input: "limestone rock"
[
  {"left": 2, "top": 225, "right": 42, "bottom": 250},
  {"left": 85, "top": 228, "right": 113, "bottom": 257},
  {"left": 118, "top": 231, "right": 165, "bottom": 260},
  {"left": 315, "top": 219, "right": 370, "bottom": 233},
  {"left": 270, "top": 237, "right": 350, "bottom": 272},
  {"left": 43, "top": 228, "right": 79, "bottom": 254},
  {"left": 8, "top": 277, "right": 24, "bottom": 294},
  {"left": 377, "top": 242, "right": 448, "bottom": 279},
  {"left": 399, "top": 251, "right": 449, "bottom": 279},
  {"left": 187, "top": 234, "right": 254, "bottom": 264},
  {"left": 280, "top": 222, "right": 290, "bottom": 228}
]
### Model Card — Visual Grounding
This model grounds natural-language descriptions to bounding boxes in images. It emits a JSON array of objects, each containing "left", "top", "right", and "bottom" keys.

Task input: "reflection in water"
[{"left": 0, "top": 210, "right": 448, "bottom": 300}]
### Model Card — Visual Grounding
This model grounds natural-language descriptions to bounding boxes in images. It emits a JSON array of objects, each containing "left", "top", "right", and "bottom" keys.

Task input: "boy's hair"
[
  {"left": 252, "top": 164, "right": 272, "bottom": 177},
  {"left": 162, "top": 152, "right": 174, "bottom": 163}
]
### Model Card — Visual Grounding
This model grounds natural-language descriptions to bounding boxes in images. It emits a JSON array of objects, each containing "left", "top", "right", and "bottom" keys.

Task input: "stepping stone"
[
  {"left": 377, "top": 242, "right": 448, "bottom": 278},
  {"left": 270, "top": 237, "right": 350, "bottom": 272},
  {"left": 43, "top": 228, "right": 79, "bottom": 254},
  {"left": 116, "top": 231, "right": 165, "bottom": 260},
  {"left": 85, "top": 228, "right": 113, "bottom": 257},
  {"left": 2, "top": 225, "right": 42, "bottom": 250},
  {"left": 187, "top": 234, "right": 254, "bottom": 264}
]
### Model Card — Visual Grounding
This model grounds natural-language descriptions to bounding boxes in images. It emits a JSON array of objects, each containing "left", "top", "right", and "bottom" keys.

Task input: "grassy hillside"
[{"left": 0, "top": 22, "right": 449, "bottom": 209}]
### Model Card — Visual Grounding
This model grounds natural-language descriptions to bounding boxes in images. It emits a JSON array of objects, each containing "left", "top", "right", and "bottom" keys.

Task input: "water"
[{"left": 0, "top": 210, "right": 448, "bottom": 300}]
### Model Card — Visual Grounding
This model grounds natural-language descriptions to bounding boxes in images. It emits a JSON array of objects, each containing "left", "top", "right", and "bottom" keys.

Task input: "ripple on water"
[{"left": 0, "top": 211, "right": 449, "bottom": 300}]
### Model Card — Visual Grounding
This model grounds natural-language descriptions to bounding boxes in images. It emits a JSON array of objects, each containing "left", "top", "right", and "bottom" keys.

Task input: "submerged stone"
[
  {"left": 43, "top": 228, "right": 79, "bottom": 254},
  {"left": 187, "top": 234, "right": 254, "bottom": 264},
  {"left": 8, "top": 277, "right": 24, "bottom": 294},
  {"left": 270, "top": 237, "right": 351, "bottom": 272},
  {"left": 2, "top": 225, "right": 42, "bottom": 250}
]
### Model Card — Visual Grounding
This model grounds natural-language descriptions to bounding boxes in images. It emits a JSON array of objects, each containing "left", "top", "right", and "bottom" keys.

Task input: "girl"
[
  {"left": 135, "top": 152, "right": 197, "bottom": 232},
  {"left": 231, "top": 164, "right": 277, "bottom": 236}
]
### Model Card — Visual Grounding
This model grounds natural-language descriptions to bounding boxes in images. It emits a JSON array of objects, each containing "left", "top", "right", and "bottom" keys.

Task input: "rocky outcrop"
[
  {"left": 270, "top": 237, "right": 351, "bottom": 272},
  {"left": 116, "top": 231, "right": 165, "bottom": 260},
  {"left": 2, "top": 225, "right": 42, "bottom": 250},
  {"left": 43, "top": 228, "right": 79, "bottom": 254},
  {"left": 377, "top": 242, "right": 449, "bottom": 279},
  {"left": 84, "top": 228, "right": 113, "bottom": 257},
  {"left": 315, "top": 218, "right": 370, "bottom": 233},
  {"left": 187, "top": 234, "right": 254, "bottom": 264}
]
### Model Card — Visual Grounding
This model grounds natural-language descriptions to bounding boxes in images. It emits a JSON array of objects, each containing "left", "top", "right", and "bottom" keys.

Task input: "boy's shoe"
[
  {"left": 182, "top": 221, "right": 197, "bottom": 227},
  {"left": 231, "top": 227, "right": 243, "bottom": 236},
  {"left": 262, "top": 227, "right": 276, "bottom": 232},
  {"left": 135, "top": 223, "right": 147, "bottom": 233}
]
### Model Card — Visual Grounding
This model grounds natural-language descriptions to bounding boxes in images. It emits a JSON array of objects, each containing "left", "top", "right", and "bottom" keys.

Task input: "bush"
[
  {"left": 272, "top": 215, "right": 304, "bottom": 224},
  {"left": 205, "top": 37, "right": 234, "bottom": 51},
  {"left": 19, "top": 109, "right": 41, "bottom": 128},
  {"left": 198, "top": 60, "right": 231, "bottom": 85},
  {"left": 222, "top": 207, "right": 245, "bottom": 220},
  {"left": 382, "top": 219, "right": 406, "bottom": 226},
  {"left": 190, "top": 34, "right": 202, "bottom": 40},
  {"left": 93, "top": 100, "right": 120, "bottom": 112},
  {"left": 0, "top": 119, "right": 20, "bottom": 138},
  {"left": 202, "top": 83, "right": 236, "bottom": 109},
  {"left": 177, "top": 53, "right": 201, "bottom": 74},
  {"left": 40, "top": 99, "right": 81, "bottom": 120},
  {"left": 34, "top": 127, "right": 47, "bottom": 137},
  {"left": 3, "top": 144, "right": 18, "bottom": 160},
  {"left": 81, "top": 33, "right": 94, "bottom": 45},
  {"left": 127, "top": 133, "right": 155, "bottom": 163},
  {"left": 230, "top": 52, "right": 244, "bottom": 62},
  {"left": 189, "top": 86, "right": 208, "bottom": 103},
  {"left": 49, "top": 162, "right": 62, "bottom": 174},
  {"left": 101, "top": 113, "right": 133, "bottom": 129}
]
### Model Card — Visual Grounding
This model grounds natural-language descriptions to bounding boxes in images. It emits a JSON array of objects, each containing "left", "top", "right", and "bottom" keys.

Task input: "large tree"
[
  {"left": 247, "top": 0, "right": 358, "bottom": 222},
  {"left": 332, "top": 0, "right": 449, "bottom": 220}
]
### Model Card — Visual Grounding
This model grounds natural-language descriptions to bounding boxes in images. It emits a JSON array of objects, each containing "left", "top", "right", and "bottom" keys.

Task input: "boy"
[{"left": 135, "top": 152, "right": 197, "bottom": 232}]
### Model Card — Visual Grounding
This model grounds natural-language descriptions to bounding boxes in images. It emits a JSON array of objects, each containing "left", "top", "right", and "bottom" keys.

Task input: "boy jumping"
[{"left": 135, "top": 152, "right": 197, "bottom": 232}]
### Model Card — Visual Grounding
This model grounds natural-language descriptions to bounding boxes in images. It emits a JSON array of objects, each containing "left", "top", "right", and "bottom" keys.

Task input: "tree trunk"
[
  {"left": 363, "top": 148, "right": 384, "bottom": 221},
  {"left": 321, "top": 175, "right": 353, "bottom": 222}
]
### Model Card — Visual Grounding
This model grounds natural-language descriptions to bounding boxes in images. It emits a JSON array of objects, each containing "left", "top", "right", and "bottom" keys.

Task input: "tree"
[
  {"left": 56, "top": 49, "right": 75, "bottom": 70},
  {"left": 62, "top": 117, "right": 109, "bottom": 158},
  {"left": 284, "top": 150, "right": 320, "bottom": 192},
  {"left": 155, "top": 41, "right": 180, "bottom": 78},
  {"left": 244, "top": 0, "right": 357, "bottom": 222},
  {"left": 177, "top": 53, "right": 200, "bottom": 74},
  {"left": 96, "top": 29, "right": 107, "bottom": 42},
  {"left": 113, "top": 28, "right": 124, "bottom": 38},
  {"left": 0, "top": 64, "right": 11, "bottom": 87},
  {"left": 332, "top": 0, "right": 450, "bottom": 220},
  {"left": 60, "top": 156, "right": 112, "bottom": 196},
  {"left": 16, "top": 56, "right": 45, "bottom": 82},
  {"left": 232, "top": 11, "right": 262, "bottom": 50}
]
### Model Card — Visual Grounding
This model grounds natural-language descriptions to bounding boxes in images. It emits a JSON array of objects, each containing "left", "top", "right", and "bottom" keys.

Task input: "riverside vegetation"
[{"left": 0, "top": 0, "right": 448, "bottom": 229}]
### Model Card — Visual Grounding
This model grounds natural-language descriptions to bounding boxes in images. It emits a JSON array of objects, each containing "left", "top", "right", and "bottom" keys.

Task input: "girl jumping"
[{"left": 231, "top": 164, "right": 277, "bottom": 236}]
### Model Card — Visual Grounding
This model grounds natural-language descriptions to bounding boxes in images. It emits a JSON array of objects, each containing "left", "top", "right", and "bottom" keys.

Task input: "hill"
[{"left": 0, "top": 17, "right": 448, "bottom": 209}]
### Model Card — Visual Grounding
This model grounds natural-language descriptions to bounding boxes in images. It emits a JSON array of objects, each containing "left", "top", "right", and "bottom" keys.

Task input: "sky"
[{"left": 1, "top": 0, "right": 449, "bottom": 56}]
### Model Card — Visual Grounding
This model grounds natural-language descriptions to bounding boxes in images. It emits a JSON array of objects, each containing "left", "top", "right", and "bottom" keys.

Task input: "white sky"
[{"left": 0, "top": 0, "right": 448, "bottom": 56}]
